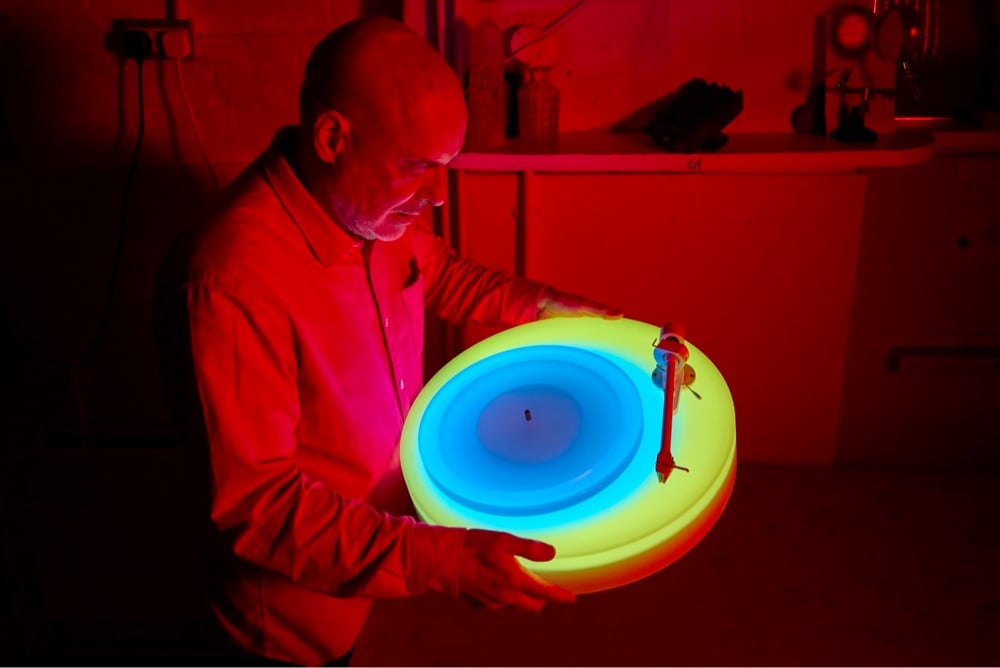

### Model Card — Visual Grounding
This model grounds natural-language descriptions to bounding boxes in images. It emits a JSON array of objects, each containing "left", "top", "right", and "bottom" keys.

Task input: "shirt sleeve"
[
  {"left": 185, "top": 276, "right": 467, "bottom": 600},
  {"left": 409, "top": 221, "right": 549, "bottom": 327}
]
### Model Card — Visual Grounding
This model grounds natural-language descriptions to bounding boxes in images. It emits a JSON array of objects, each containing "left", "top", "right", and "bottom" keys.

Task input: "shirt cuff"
[
  {"left": 508, "top": 280, "right": 552, "bottom": 325},
  {"left": 408, "top": 521, "right": 468, "bottom": 597}
]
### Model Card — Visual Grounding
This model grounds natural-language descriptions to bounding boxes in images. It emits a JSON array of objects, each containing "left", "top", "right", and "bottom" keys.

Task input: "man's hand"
[
  {"left": 537, "top": 288, "right": 624, "bottom": 320},
  {"left": 456, "top": 529, "right": 577, "bottom": 612}
]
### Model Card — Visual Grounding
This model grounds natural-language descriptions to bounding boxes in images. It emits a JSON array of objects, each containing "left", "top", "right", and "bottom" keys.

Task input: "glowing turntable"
[{"left": 401, "top": 317, "right": 736, "bottom": 594}]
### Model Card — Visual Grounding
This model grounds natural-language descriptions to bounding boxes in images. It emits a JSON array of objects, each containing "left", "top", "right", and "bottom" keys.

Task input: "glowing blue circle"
[{"left": 417, "top": 344, "right": 643, "bottom": 515}]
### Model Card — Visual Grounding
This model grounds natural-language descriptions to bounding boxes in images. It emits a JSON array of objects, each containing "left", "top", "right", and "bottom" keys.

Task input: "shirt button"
[
  {"left": 384, "top": 317, "right": 390, "bottom": 328},
  {"left": 399, "top": 378, "right": 405, "bottom": 391}
]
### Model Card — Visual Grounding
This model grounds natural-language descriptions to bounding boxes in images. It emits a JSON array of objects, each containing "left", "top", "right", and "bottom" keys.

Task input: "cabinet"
[
  {"left": 441, "top": 130, "right": 937, "bottom": 464},
  {"left": 836, "top": 131, "right": 1000, "bottom": 468}
]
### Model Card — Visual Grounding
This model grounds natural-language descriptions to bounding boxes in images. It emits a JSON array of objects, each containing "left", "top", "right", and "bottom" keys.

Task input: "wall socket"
[{"left": 108, "top": 18, "right": 194, "bottom": 60}]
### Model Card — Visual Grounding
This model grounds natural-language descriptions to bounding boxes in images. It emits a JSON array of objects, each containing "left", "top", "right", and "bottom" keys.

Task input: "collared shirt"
[{"left": 175, "top": 128, "right": 547, "bottom": 664}]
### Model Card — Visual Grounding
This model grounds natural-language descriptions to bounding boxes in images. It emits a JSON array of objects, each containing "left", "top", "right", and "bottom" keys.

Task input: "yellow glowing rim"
[{"left": 401, "top": 317, "right": 737, "bottom": 594}]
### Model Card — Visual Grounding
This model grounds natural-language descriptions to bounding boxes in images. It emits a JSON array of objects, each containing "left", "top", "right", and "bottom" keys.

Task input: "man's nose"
[{"left": 418, "top": 165, "right": 446, "bottom": 207}]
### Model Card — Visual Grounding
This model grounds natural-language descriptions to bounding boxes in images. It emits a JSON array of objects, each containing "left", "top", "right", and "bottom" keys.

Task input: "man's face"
[{"left": 327, "top": 106, "right": 466, "bottom": 242}]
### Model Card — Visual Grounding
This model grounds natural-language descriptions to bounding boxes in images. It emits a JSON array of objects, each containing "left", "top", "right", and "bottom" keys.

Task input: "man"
[{"left": 158, "top": 15, "right": 621, "bottom": 666}]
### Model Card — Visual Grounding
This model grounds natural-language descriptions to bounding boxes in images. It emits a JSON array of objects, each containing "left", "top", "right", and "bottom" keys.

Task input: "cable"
[
  {"left": 78, "top": 56, "right": 146, "bottom": 365},
  {"left": 79, "top": 55, "right": 147, "bottom": 442},
  {"left": 46, "top": 54, "right": 146, "bottom": 444},
  {"left": 175, "top": 59, "right": 220, "bottom": 191}
]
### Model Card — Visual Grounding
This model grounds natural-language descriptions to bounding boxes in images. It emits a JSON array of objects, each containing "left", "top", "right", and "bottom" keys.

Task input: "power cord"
[
  {"left": 79, "top": 33, "right": 149, "bottom": 365},
  {"left": 66, "top": 34, "right": 149, "bottom": 443}
]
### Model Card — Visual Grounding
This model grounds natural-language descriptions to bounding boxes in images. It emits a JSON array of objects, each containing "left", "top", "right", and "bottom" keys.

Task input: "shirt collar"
[{"left": 260, "top": 126, "right": 364, "bottom": 267}]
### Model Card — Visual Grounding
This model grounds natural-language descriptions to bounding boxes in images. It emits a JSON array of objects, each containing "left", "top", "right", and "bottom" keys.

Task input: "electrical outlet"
[{"left": 108, "top": 18, "right": 194, "bottom": 60}]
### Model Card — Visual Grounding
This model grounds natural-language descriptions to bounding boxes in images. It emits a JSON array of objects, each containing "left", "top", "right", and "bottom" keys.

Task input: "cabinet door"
[
  {"left": 837, "top": 156, "right": 1000, "bottom": 467},
  {"left": 459, "top": 171, "right": 867, "bottom": 464}
]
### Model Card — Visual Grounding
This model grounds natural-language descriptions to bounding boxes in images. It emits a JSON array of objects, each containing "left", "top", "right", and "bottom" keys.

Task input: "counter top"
[{"left": 452, "top": 130, "right": 936, "bottom": 174}]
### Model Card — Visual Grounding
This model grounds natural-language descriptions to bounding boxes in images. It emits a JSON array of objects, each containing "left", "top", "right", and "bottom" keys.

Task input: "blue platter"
[{"left": 417, "top": 344, "right": 643, "bottom": 516}]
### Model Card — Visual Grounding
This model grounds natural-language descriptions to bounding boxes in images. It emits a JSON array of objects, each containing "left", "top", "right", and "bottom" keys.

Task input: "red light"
[{"left": 910, "top": 27, "right": 919, "bottom": 36}]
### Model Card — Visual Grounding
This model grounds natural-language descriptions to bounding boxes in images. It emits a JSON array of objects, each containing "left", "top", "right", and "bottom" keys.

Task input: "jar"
[{"left": 518, "top": 67, "right": 559, "bottom": 146}]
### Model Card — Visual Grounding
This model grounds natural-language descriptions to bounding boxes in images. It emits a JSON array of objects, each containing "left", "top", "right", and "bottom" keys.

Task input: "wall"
[
  {"left": 0, "top": 0, "right": 396, "bottom": 441},
  {"left": 453, "top": 0, "right": 901, "bottom": 135}
]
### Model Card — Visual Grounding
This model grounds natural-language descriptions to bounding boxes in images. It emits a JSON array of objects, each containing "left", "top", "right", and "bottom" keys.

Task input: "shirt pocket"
[{"left": 399, "top": 277, "right": 425, "bottom": 342}]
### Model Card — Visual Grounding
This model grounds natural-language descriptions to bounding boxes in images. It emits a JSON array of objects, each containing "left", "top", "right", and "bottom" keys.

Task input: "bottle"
[
  {"left": 518, "top": 66, "right": 560, "bottom": 146},
  {"left": 466, "top": 14, "right": 506, "bottom": 150}
]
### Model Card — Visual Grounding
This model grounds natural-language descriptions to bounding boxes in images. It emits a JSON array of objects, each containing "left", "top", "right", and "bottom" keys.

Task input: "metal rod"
[{"left": 658, "top": 352, "right": 678, "bottom": 472}]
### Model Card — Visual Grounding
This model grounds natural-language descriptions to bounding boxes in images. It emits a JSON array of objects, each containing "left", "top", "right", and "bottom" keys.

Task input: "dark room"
[{"left": 1, "top": 0, "right": 998, "bottom": 665}]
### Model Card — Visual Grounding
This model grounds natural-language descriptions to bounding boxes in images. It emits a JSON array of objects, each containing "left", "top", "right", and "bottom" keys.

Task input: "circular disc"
[
  {"left": 418, "top": 345, "right": 643, "bottom": 515},
  {"left": 401, "top": 318, "right": 737, "bottom": 594}
]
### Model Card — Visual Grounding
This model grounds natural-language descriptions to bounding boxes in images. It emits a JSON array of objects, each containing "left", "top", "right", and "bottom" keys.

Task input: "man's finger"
[
  {"left": 513, "top": 567, "right": 577, "bottom": 605},
  {"left": 508, "top": 559, "right": 577, "bottom": 605},
  {"left": 504, "top": 535, "right": 557, "bottom": 562},
  {"left": 592, "top": 305, "right": 624, "bottom": 319}
]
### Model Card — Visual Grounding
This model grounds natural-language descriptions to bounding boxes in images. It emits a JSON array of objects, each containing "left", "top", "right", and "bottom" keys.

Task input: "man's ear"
[{"left": 313, "top": 109, "right": 350, "bottom": 165}]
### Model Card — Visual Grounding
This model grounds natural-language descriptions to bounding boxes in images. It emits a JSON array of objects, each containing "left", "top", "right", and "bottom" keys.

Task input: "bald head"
[
  {"left": 299, "top": 17, "right": 466, "bottom": 137},
  {"left": 291, "top": 17, "right": 467, "bottom": 242}
]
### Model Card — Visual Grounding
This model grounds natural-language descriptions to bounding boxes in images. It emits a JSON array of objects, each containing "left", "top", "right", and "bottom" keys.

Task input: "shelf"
[
  {"left": 895, "top": 118, "right": 1000, "bottom": 155},
  {"left": 928, "top": 130, "right": 1000, "bottom": 155},
  {"left": 452, "top": 130, "right": 936, "bottom": 174}
]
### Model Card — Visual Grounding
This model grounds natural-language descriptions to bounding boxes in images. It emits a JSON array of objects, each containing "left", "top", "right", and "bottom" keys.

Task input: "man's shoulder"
[
  {"left": 210, "top": 158, "right": 283, "bottom": 230},
  {"left": 155, "top": 146, "right": 298, "bottom": 310},
  {"left": 187, "top": 167, "right": 292, "bottom": 278}
]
